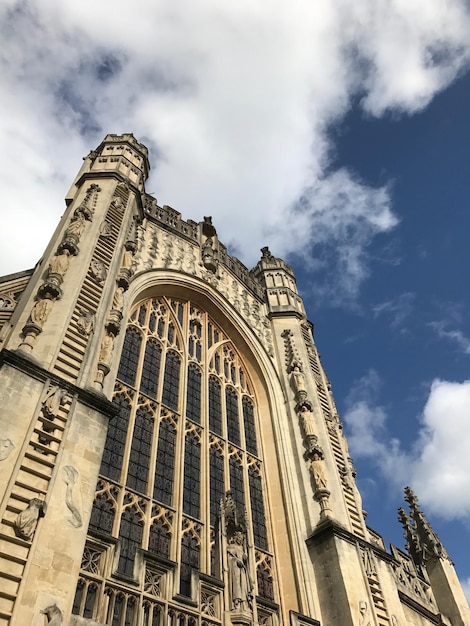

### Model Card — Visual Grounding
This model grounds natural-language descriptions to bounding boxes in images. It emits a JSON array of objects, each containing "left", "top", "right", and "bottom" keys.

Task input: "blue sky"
[{"left": 1, "top": 0, "right": 469, "bottom": 596}]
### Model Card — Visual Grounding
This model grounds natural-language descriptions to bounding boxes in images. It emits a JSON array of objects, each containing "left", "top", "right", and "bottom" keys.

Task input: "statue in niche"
[
  {"left": 227, "top": 530, "right": 253, "bottom": 612},
  {"left": 90, "top": 259, "right": 107, "bottom": 285},
  {"left": 42, "top": 386, "right": 67, "bottom": 419},
  {"left": 14, "top": 498, "right": 46, "bottom": 541},
  {"left": 309, "top": 452, "right": 327, "bottom": 491},
  {"left": 112, "top": 286, "right": 124, "bottom": 312},
  {"left": 0, "top": 438, "right": 15, "bottom": 461},
  {"left": 290, "top": 363, "right": 306, "bottom": 394},
  {"left": 121, "top": 247, "right": 133, "bottom": 270},
  {"left": 65, "top": 212, "right": 86, "bottom": 239},
  {"left": 111, "top": 196, "right": 124, "bottom": 210},
  {"left": 41, "top": 604, "right": 63, "bottom": 626},
  {"left": 63, "top": 465, "right": 82, "bottom": 528},
  {"left": 99, "top": 331, "right": 114, "bottom": 365},
  {"left": 298, "top": 403, "right": 316, "bottom": 439},
  {"left": 30, "top": 293, "right": 54, "bottom": 327},
  {"left": 48, "top": 249, "right": 70, "bottom": 277},
  {"left": 77, "top": 309, "right": 95, "bottom": 336}
]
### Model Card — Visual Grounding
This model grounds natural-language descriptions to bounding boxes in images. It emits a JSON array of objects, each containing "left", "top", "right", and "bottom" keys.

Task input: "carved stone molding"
[{"left": 13, "top": 498, "right": 47, "bottom": 541}]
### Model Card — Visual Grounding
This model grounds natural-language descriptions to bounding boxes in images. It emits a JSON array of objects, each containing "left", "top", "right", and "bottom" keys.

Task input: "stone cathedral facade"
[{"left": 0, "top": 133, "right": 468, "bottom": 626}]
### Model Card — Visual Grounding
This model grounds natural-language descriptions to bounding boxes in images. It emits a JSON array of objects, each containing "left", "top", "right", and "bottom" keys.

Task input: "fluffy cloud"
[
  {"left": 1, "top": 0, "right": 469, "bottom": 300},
  {"left": 344, "top": 373, "right": 470, "bottom": 520}
]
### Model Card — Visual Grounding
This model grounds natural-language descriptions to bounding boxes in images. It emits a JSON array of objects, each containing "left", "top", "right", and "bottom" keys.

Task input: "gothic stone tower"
[{"left": 0, "top": 134, "right": 469, "bottom": 626}]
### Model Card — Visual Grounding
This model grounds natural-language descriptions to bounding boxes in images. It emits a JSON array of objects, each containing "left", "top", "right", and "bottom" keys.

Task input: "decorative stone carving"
[
  {"left": 309, "top": 452, "right": 327, "bottom": 491},
  {"left": 0, "top": 438, "right": 15, "bottom": 461},
  {"left": 65, "top": 212, "right": 87, "bottom": 239},
  {"left": 202, "top": 237, "right": 218, "bottom": 273},
  {"left": 13, "top": 498, "right": 46, "bottom": 541},
  {"left": 63, "top": 465, "right": 83, "bottom": 528},
  {"left": 75, "top": 183, "right": 101, "bottom": 220},
  {"left": 0, "top": 292, "right": 16, "bottom": 309},
  {"left": 99, "top": 220, "right": 113, "bottom": 238},
  {"left": 227, "top": 531, "right": 253, "bottom": 612},
  {"left": 77, "top": 309, "right": 95, "bottom": 336},
  {"left": 42, "top": 386, "right": 67, "bottom": 419},
  {"left": 41, "top": 604, "right": 63, "bottom": 626},
  {"left": 297, "top": 402, "right": 316, "bottom": 440},
  {"left": 90, "top": 259, "right": 107, "bottom": 285},
  {"left": 358, "top": 600, "right": 370, "bottom": 626},
  {"left": 290, "top": 362, "right": 307, "bottom": 402},
  {"left": 110, "top": 196, "right": 125, "bottom": 211},
  {"left": 98, "top": 331, "right": 114, "bottom": 366},
  {"left": 112, "top": 286, "right": 124, "bottom": 312},
  {"left": 48, "top": 249, "right": 71, "bottom": 277},
  {"left": 30, "top": 294, "right": 54, "bottom": 327}
]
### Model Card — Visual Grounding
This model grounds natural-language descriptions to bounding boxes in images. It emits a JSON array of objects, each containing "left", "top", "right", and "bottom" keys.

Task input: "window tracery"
[{"left": 79, "top": 295, "right": 276, "bottom": 618}]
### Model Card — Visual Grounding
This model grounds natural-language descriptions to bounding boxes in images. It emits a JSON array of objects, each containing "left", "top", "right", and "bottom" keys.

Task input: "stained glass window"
[
  {"left": 183, "top": 432, "right": 201, "bottom": 519},
  {"left": 249, "top": 467, "right": 268, "bottom": 550},
  {"left": 118, "top": 507, "right": 143, "bottom": 576},
  {"left": 153, "top": 419, "right": 176, "bottom": 505},
  {"left": 117, "top": 327, "right": 142, "bottom": 387},
  {"left": 148, "top": 518, "right": 171, "bottom": 558},
  {"left": 162, "top": 352, "right": 180, "bottom": 410},
  {"left": 229, "top": 456, "right": 245, "bottom": 510},
  {"left": 126, "top": 407, "right": 154, "bottom": 494},
  {"left": 89, "top": 492, "right": 114, "bottom": 534},
  {"left": 209, "top": 446, "right": 225, "bottom": 525},
  {"left": 208, "top": 377, "right": 222, "bottom": 435},
  {"left": 186, "top": 366, "right": 201, "bottom": 423},
  {"left": 180, "top": 533, "right": 200, "bottom": 597},
  {"left": 100, "top": 394, "right": 130, "bottom": 481},
  {"left": 243, "top": 398, "right": 258, "bottom": 456},
  {"left": 226, "top": 388, "right": 240, "bottom": 446},
  {"left": 140, "top": 340, "right": 162, "bottom": 398}
]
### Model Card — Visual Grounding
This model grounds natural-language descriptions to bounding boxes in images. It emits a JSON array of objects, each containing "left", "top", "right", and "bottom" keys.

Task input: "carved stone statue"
[
  {"left": 99, "top": 220, "right": 113, "bottom": 237},
  {"left": 202, "top": 237, "right": 217, "bottom": 272},
  {"left": 65, "top": 212, "right": 86, "bottom": 238},
  {"left": 77, "top": 309, "right": 95, "bottom": 336},
  {"left": 298, "top": 403, "right": 316, "bottom": 438},
  {"left": 309, "top": 453, "right": 327, "bottom": 490},
  {"left": 90, "top": 259, "right": 107, "bottom": 285},
  {"left": 290, "top": 364, "right": 306, "bottom": 394},
  {"left": 0, "top": 438, "right": 15, "bottom": 461},
  {"left": 49, "top": 249, "right": 70, "bottom": 276},
  {"left": 99, "top": 332, "right": 114, "bottom": 365},
  {"left": 42, "top": 386, "right": 67, "bottom": 419},
  {"left": 227, "top": 531, "right": 253, "bottom": 612},
  {"left": 41, "top": 604, "right": 63, "bottom": 626},
  {"left": 30, "top": 294, "right": 54, "bottom": 327},
  {"left": 112, "top": 286, "right": 124, "bottom": 312},
  {"left": 14, "top": 498, "right": 46, "bottom": 541},
  {"left": 121, "top": 248, "right": 133, "bottom": 271},
  {"left": 63, "top": 465, "right": 82, "bottom": 528}
]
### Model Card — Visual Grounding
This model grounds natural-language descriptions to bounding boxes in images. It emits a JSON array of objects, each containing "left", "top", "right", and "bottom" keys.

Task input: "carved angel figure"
[
  {"left": 0, "top": 438, "right": 15, "bottom": 461},
  {"left": 42, "top": 386, "right": 67, "bottom": 418},
  {"left": 99, "top": 332, "right": 114, "bottom": 365},
  {"left": 49, "top": 249, "right": 70, "bottom": 276},
  {"left": 290, "top": 364, "right": 306, "bottom": 393},
  {"left": 41, "top": 604, "right": 63, "bottom": 626},
  {"left": 310, "top": 453, "right": 327, "bottom": 491}
]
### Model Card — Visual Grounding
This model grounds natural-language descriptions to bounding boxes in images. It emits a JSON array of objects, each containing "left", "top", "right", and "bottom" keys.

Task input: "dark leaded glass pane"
[
  {"left": 84, "top": 584, "right": 97, "bottom": 619},
  {"left": 226, "top": 388, "right": 240, "bottom": 446},
  {"left": 209, "top": 377, "right": 222, "bottom": 435},
  {"left": 140, "top": 340, "right": 162, "bottom": 398},
  {"left": 72, "top": 580, "right": 84, "bottom": 615},
  {"left": 186, "top": 366, "right": 201, "bottom": 423},
  {"left": 111, "top": 594, "right": 124, "bottom": 626},
  {"left": 117, "top": 327, "right": 142, "bottom": 387},
  {"left": 89, "top": 493, "right": 115, "bottom": 534},
  {"left": 257, "top": 565, "right": 274, "bottom": 601},
  {"left": 162, "top": 352, "right": 181, "bottom": 410},
  {"left": 149, "top": 311, "right": 156, "bottom": 333},
  {"left": 209, "top": 447, "right": 225, "bottom": 526},
  {"left": 126, "top": 407, "right": 154, "bottom": 494},
  {"left": 243, "top": 398, "right": 258, "bottom": 456},
  {"left": 124, "top": 597, "right": 135, "bottom": 626},
  {"left": 229, "top": 457, "right": 245, "bottom": 510},
  {"left": 183, "top": 433, "right": 200, "bottom": 519},
  {"left": 154, "top": 419, "right": 176, "bottom": 505},
  {"left": 100, "top": 395, "right": 130, "bottom": 481},
  {"left": 117, "top": 507, "right": 143, "bottom": 576},
  {"left": 167, "top": 323, "right": 175, "bottom": 345},
  {"left": 148, "top": 518, "right": 171, "bottom": 558},
  {"left": 138, "top": 305, "right": 147, "bottom": 326},
  {"left": 249, "top": 467, "right": 268, "bottom": 550},
  {"left": 180, "top": 534, "right": 200, "bottom": 597}
]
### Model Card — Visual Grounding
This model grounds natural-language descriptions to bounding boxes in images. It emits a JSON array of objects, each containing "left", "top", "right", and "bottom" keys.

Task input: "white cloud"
[
  {"left": 1, "top": 0, "right": 470, "bottom": 299},
  {"left": 429, "top": 321, "right": 470, "bottom": 355},
  {"left": 372, "top": 292, "right": 415, "bottom": 330},
  {"left": 344, "top": 375, "right": 470, "bottom": 520}
]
